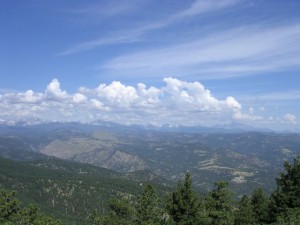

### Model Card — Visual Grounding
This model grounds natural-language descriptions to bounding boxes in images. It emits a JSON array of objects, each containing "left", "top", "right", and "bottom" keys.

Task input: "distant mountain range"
[
  {"left": 1, "top": 121, "right": 300, "bottom": 224},
  {"left": 1, "top": 121, "right": 300, "bottom": 196},
  {"left": 1, "top": 118, "right": 293, "bottom": 133}
]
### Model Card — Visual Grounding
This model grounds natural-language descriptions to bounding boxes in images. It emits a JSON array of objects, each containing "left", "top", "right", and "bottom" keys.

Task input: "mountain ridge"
[
  {"left": 1, "top": 119, "right": 297, "bottom": 133},
  {"left": 1, "top": 122, "right": 299, "bottom": 197}
]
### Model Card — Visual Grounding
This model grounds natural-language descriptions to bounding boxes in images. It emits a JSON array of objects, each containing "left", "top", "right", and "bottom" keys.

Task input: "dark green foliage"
[
  {"left": 88, "top": 209, "right": 104, "bottom": 225},
  {"left": 0, "top": 156, "right": 171, "bottom": 224},
  {"left": 0, "top": 188, "right": 62, "bottom": 225},
  {"left": 207, "top": 181, "right": 234, "bottom": 225},
  {"left": 109, "top": 198, "right": 136, "bottom": 221},
  {"left": 272, "top": 208, "right": 300, "bottom": 225},
  {"left": 251, "top": 188, "right": 270, "bottom": 224},
  {"left": 90, "top": 155, "right": 300, "bottom": 225},
  {"left": 18, "top": 204, "right": 63, "bottom": 225},
  {"left": 166, "top": 173, "right": 202, "bottom": 225},
  {"left": 2, "top": 154, "right": 300, "bottom": 225},
  {"left": 234, "top": 195, "right": 256, "bottom": 225},
  {"left": 269, "top": 155, "right": 300, "bottom": 221},
  {"left": 89, "top": 198, "right": 136, "bottom": 225},
  {"left": 91, "top": 184, "right": 167, "bottom": 225},
  {"left": 0, "top": 189, "right": 20, "bottom": 223},
  {"left": 136, "top": 184, "right": 163, "bottom": 225}
]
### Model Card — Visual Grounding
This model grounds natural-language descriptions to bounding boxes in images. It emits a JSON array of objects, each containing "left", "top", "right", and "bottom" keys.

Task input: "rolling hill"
[
  {"left": 1, "top": 122, "right": 300, "bottom": 197},
  {"left": 0, "top": 155, "right": 172, "bottom": 224}
]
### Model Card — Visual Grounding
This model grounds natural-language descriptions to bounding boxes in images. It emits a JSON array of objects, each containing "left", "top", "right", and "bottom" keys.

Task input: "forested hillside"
[
  {"left": 1, "top": 155, "right": 300, "bottom": 224},
  {"left": 1, "top": 123, "right": 300, "bottom": 224},
  {"left": 90, "top": 155, "right": 300, "bottom": 225},
  {"left": 1, "top": 123, "right": 300, "bottom": 196},
  {"left": 0, "top": 156, "right": 171, "bottom": 224}
]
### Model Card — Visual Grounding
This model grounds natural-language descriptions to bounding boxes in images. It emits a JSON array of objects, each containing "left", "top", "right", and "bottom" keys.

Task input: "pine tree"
[
  {"left": 269, "top": 154, "right": 300, "bottom": 221},
  {"left": 135, "top": 184, "right": 162, "bottom": 225},
  {"left": 0, "top": 189, "right": 20, "bottom": 223},
  {"left": 18, "top": 204, "right": 63, "bottom": 225},
  {"left": 106, "top": 198, "right": 136, "bottom": 225},
  {"left": 251, "top": 188, "right": 269, "bottom": 224},
  {"left": 166, "top": 173, "right": 202, "bottom": 225},
  {"left": 88, "top": 198, "right": 136, "bottom": 225},
  {"left": 234, "top": 195, "right": 256, "bottom": 225},
  {"left": 0, "top": 188, "right": 62, "bottom": 225},
  {"left": 89, "top": 209, "right": 102, "bottom": 225},
  {"left": 206, "top": 181, "right": 234, "bottom": 225},
  {"left": 272, "top": 208, "right": 300, "bottom": 225}
]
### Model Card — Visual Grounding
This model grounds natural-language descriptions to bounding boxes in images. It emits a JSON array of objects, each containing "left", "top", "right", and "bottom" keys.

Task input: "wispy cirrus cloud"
[
  {"left": 57, "top": 32, "right": 141, "bottom": 56},
  {"left": 68, "top": 0, "right": 142, "bottom": 17},
  {"left": 175, "top": 0, "right": 241, "bottom": 18},
  {"left": 99, "top": 23, "right": 300, "bottom": 79},
  {"left": 238, "top": 90, "right": 300, "bottom": 102},
  {"left": 58, "top": 0, "right": 242, "bottom": 56}
]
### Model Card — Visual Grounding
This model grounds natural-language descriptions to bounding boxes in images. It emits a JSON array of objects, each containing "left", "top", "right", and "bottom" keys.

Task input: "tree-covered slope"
[
  {"left": 1, "top": 122, "right": 300, "bottom": 196},
  {"left": 0, "top": 156, "right": 172, "bottom": 225}
]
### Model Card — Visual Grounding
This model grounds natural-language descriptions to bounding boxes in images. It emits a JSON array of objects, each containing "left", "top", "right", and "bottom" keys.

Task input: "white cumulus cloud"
[
  {"left": 283, "top": 113, "right": 297, "bottom": 124},
  {"left": 73, "top": 93, "right": 87, "bottom": 104},
  {"left": 45, "top": 79, "right": 68, "bottom": 100},
  {"left": 96, "top": 81, "right": 139, "bottom": 108},
  {"left": 0, "top": 77, "right": 269, "bottom": 126}
]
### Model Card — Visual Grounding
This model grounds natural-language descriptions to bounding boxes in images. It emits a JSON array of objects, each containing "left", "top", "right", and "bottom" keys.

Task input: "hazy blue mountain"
[{"left": 1, "top": 122, "right": 299, "bottom": 197}]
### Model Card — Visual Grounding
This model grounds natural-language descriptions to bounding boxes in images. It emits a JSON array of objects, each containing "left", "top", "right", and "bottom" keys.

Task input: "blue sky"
[{"left": 1, "top": 0, "right": 300, "bottom": 131}]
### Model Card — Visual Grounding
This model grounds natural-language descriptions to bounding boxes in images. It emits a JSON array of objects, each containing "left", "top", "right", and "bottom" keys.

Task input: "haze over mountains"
[
  {"left": 0, "top": 118, "right": 290, "bottom": 133},
  {"left": 1, "top": 121, "right": 299, "bottom": 195},
  {"left": 1, "top": 120, "right": 300, "bottom": 224},
  {"left": 2, "top": 1, "right": 300, "bottom": 224}
]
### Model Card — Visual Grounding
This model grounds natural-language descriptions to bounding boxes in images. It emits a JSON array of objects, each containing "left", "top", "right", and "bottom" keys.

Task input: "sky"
[{"left": 1, "top": 0, "right": 300, "bottom": 131}]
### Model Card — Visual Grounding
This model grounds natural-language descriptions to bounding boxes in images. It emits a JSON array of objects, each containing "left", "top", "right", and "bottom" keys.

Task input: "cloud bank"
[
  {"left": 0, "top": 78, "right": 251, "bottom": 126},
  {"left": 0, "top": 77, "right": 297, "bottom": 129}
]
